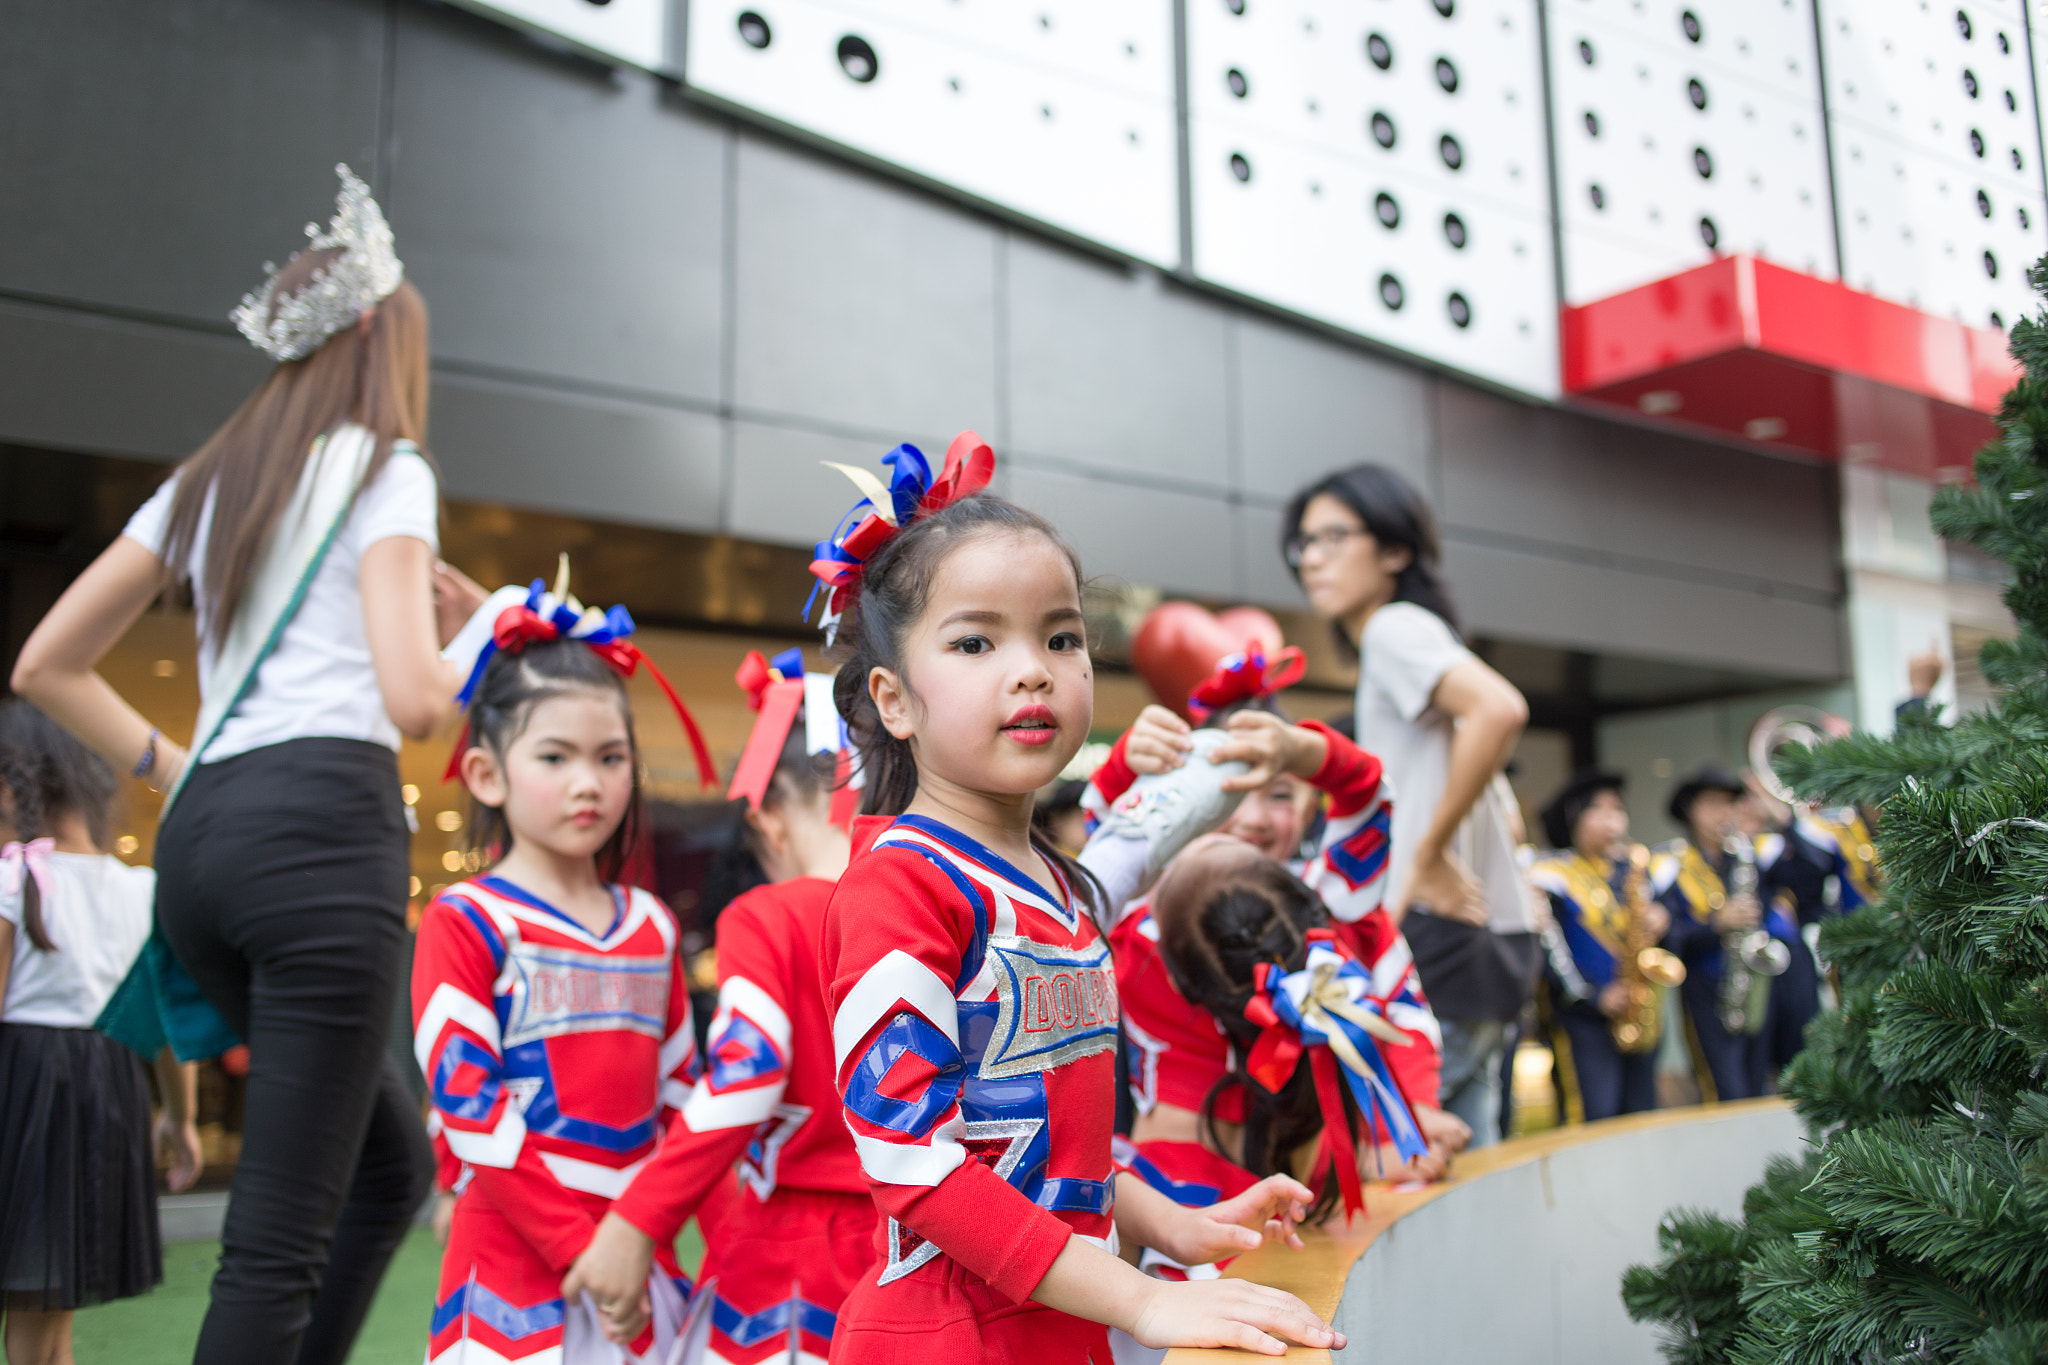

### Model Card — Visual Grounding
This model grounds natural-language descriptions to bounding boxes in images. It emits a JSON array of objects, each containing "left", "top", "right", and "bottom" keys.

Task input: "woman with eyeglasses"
[{"left": 1279, "top": 465, "right": 1537, "bottom": 1149}]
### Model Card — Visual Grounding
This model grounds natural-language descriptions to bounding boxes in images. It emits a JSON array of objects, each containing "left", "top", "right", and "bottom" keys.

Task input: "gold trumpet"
[{"left": 1613, "top": 844, "right": 1687, "bottom": 1054}]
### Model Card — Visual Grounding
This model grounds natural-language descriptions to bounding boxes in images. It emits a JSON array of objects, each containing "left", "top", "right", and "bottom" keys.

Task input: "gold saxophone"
[{"left": 1612, "top": 844, "right": 1687, "bottom": 1054}]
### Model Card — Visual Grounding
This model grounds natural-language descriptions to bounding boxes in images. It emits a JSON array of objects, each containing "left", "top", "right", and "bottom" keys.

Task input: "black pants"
[
  {"left": 1768, "top": 938, "right": 1822, "bottom": 1071},
  {"left": 154, "top": 738, "right": 433, "bottom": 1365},
  {"left": 1681, "top": 976, "right": 1773, "bottom": 1101},
  {"left": 1556, "top": 1011, "right": 1656, "bottom": 1122}
]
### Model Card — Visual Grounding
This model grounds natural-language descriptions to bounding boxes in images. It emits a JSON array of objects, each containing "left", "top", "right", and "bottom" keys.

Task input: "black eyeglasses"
[{"left": 1284, "top": 526, "right": 1369, "bottom": 567}]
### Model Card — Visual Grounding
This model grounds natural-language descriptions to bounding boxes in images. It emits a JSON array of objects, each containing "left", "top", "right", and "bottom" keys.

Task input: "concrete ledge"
[{"left": 158, "top": 1192, "right": 229, "bottom": 1245}]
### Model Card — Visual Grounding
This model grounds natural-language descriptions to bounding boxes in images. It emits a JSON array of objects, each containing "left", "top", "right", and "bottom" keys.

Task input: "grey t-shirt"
[{"left": 1352, "top": 603, "right": 1535, "bottom": 934}]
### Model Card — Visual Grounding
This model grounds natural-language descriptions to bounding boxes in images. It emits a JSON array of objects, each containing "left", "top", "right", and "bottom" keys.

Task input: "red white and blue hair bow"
[
  {"left": 728, "top": 647, "right": 861, "bottom": 827},
  {"left": 805, "top": 430, "right": 995, "bottom": 643},
  {"left": 443, "top": 578, "right": 717, "bottom": 790},
  {"left": 1188, "top": 643, "right": 1308, "bottom": 719},
  {"left": 1244, "top": 928, "right": 1427, "bottom": 1220}
]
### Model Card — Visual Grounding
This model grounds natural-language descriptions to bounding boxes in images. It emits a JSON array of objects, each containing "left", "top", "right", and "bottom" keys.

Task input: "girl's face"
[
  {"left": 465, "top": 690, "right": 634, "bottom": 863},
  {"left": 1219, "top": 774, "right": 1310, "bottom": 862},
  {"left": 1294, "top": 493, "right": 1410, "bottom": 626},
  {"left": 871, "top": 530, "right": 1093, "bottom": 802},
  {"left": 1574, "top": 789, "right": 1629, "bottom": 860}
]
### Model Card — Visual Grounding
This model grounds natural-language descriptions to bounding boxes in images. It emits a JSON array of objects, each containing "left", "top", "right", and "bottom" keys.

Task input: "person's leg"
[
  {"left": 1558, "top": 1014, "right": 1621, "bottom": 1122},
  {"left": 1436, "top": 1017, "right": 1507, "bottom": 1148},
  {"left": 2, "top": 1303, "right": 73, "bottom": 1365},
  {"left": 1619, "top": 1050, "right": 1659, "bottom": 1116},
  {"left": 293, "top": 1058, "right": 434, "bottom": 1365},
  {"left": 1769, "top": 949, "right": 1820, "bottom": 1071}
]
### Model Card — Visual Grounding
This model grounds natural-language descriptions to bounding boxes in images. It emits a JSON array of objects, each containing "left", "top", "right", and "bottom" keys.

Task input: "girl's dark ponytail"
[{"left": 0, "top": 700, "right": 119, "bottom": 954}]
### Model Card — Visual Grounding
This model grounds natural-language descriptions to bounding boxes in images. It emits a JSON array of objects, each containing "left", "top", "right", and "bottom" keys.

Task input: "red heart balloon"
[{"left": 1131, "top": 601, "right": 1287, "bottom": 721}]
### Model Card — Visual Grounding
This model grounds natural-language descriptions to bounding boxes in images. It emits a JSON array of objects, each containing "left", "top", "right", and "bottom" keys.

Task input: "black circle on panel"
[
  {"left": 1680, "top": 9, "right": 1702, "bottom": 42},
  {"left": 1699, "top": 215, "right": 1719, "bottom": 249},
  {"left": 1229, "top": 152, "right": 1252, "bottom": 182},
  {"left": 2021, "top": 205, "right": 2033, "bottom": 229},
  {"left": 736, "top": 10, "right": 772, "bottom": 48},
  {"left": 1447, "top": 292, "right": 1472, "bottom": 328},
  {"left": 1443, "top": 212, "right": 1468, "bottom": 248},
  {"left": 1579, "top": 38, "right": 1596, "bottom": 65},
  {"left": 1224, "top": 0, "right": 1247, "bottom": 14},
  {"left": 2014, "top": 146, "right": 2026, "bottom": 171},
  {"left": 1379, "top": 273, "right": 1405, "bottom": 310},
  {"left": 1956, "top": 9, "right": 1972, "bottom": 39},
  {"left": 1226, "top": 67, "right": 1249, "bottom": 97},
  {"left": 1970, "top": 128, "right": 1986, "bottom": 157},
  {"left": 2006, "top": 89, "right": 2019, "bottom": 111},
  {"left": 1998, "top": 31, "right": 2011, "bottom": 53},
  {"left": 837, "top": 34, "right": 879, "bottom": 82},
  {"left": 1371, "top": 110, "right": 1398, "bottom": 147},
  {"left": 585, "top": 0, "right": 611, "bottom": 6},
  {"left": 1375, "top": 192, "right": 1401, "bottom": 228},
  {"left": 1985, "top": 249, "right": 1999, "bottom": 278},
  {"left": 1963, "top": 68, "right": 1980, "bottom": 98},
  {"left": 1992, "top": 310, "right": 2005, "bottom": 329},
  {"left": 1978, "top": 188, "right": 1993, "bottom": 216},
  {"left": 1436, "top": 57, "right": 1460, "bottom": 92},
  {"left": 1366, "top": 32, "right": 1394, "bottom": 70},
  {"left": 1693, "top": 145, "right": 1713, "bottom": 178},
  {"left": 1589, "top": 183, "right": 1607, "bottom": 210},
  {"left": 1584, "top": 109, "right": 1601, "bottom": 136},
  {"left": 1688, "top": 77, "right": 1708, "bottom": 110},
  {"left": 1433, "top": 0, "right": 1455, "bottom": 15},
  {"left": 1440, "top": 133, "right": 1464, "bottom": 169}
]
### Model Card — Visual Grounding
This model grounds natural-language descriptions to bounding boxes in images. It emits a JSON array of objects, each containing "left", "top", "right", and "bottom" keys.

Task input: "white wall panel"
[
  {"left": 1822, "top": 0, "right": 2048, "bottom": 327},
  {"left": 687, "top": 1, "right": 1177, "bottom": 265},
  {"left": 448, "top": 0, "right": 673, "bottom": 72},
  {"left": 1547, "top": 1, "right": 1833, "bottom": 304},
  {"left": 1187, "top": 0, "right": 1556, "bottom": 396}
]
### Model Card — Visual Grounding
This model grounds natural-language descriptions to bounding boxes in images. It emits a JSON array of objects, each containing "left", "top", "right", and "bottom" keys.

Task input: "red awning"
[{"left": 1560, "top": 255, "right": 2017, "bottom": 478}]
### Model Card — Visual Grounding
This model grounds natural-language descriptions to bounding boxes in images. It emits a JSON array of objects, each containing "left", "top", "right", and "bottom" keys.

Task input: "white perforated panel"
[
  {"left": 448, "top": 0, "right": 674, "bottom": 73},
  {"left": 1547, "top": 1, "right": 1834, "bottom": 305},
  {"left": 1822, "top": 0, "right": 2048, "bottom": 327},
  {"left": 686, "top": 1, "right": 1178, "bottom": 265},
  {"left": 1187, "top": 0, "right": 1557, "bottom": 396}
]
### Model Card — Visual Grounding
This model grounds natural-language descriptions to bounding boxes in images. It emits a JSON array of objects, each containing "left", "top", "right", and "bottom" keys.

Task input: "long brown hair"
[{"left": 161, "top": 249, "right": 431, "bottom": 646}]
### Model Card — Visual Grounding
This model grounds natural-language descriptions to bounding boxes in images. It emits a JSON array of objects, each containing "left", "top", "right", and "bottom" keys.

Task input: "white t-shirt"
[
  {"left": 1353, "top": 602, "right": 1536, "bottom": 934},
  {"left": 122, "top": 428, "right": 439, "bottom": 763},
  {"left": 1, "top": 853, "right": 156, "bottom": 1028}
]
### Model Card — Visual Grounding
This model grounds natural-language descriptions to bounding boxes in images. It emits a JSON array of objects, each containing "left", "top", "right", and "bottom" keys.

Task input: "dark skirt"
[{"left": 0, "top": 1022, "right": 162, "bottom": 1308}]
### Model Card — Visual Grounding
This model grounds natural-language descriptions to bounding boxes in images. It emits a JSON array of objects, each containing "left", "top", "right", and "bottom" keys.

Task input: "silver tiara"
[{"left": 230, "top": 164, "right": 403, "bottom": 363}]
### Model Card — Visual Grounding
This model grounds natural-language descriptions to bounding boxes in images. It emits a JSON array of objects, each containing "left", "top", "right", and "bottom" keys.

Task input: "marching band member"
[
  {"left": 1652, "top": 768, "right": 1799, "bottom": 1103},
  {"left": 1529, "top": 771, "right": 1670, "bottom": 1123},
  {"left": 563, "top": 649, "right": 874, "bottom": 1364}
]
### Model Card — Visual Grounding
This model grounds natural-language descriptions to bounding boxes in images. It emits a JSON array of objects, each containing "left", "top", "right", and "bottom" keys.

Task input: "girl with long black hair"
[{"left": 12, "top": 166, "right": 487, "bottom": 1364}]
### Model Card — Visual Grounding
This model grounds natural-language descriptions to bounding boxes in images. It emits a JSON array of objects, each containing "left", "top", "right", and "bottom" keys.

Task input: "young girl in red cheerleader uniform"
[
  {"left": 809, "top": 433, "right": 1345, "bottom": 1363},
  {"left": 413, "top": 584, "right": 713, "bottom": 1364},
  {"left": 562, "top": 649, "right": 874, "bottom": 1364}
]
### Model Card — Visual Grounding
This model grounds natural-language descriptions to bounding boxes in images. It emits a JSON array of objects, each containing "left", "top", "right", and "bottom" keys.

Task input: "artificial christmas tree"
[{"left": 1621, "top": 263, "right": 2048, "bottom": 1363}]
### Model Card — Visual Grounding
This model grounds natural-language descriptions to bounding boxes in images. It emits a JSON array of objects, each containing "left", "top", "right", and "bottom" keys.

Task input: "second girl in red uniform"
[{"left": 809, "top": 434, "right": 1344, "bottom": 1362}]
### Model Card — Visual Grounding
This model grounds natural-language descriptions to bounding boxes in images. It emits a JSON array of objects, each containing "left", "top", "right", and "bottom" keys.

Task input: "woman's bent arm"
[
  {"left": 360, "top": 536, "right": 468, "bottom": 740},
  {"left": 11, "top": 536, "right": 186, "bottom": 783}
]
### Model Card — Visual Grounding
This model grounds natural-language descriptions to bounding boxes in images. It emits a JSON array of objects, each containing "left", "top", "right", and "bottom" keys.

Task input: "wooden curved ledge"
[{"left": 1163, "top": 1097, "right": 1793, "bottom": 1364}]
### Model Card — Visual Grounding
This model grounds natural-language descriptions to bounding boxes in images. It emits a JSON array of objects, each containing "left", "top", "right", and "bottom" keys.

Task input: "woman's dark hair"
[
  {"left": 739, "top": 723, "right": 834, "bottom": 862},
  {"left": 162, "top": 252, "right": 432, "bottom": 650},
  {"left": 1282, "top": 463, "right": 1460, "bottom": 651},
  {"left": 0, "top": 699, "right": 119, "bottom": 953},
  {"left": 460, "top": 638, "right": 641, "bottom": 882},
  {"left": 1153, "top": 853, "right": 1357, "bottom": 1221},
  {"left": 827, "top": 493, "right": 1100, "bottom": 916}
]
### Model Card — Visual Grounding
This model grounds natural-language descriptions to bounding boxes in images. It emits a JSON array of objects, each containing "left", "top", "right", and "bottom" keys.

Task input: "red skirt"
[
  {"left": 828, "top": 1248, "right": 1107, "bottom": 1365},
  {"left": 697, "top": 1185, "right": 876, "bottom": 1364}
]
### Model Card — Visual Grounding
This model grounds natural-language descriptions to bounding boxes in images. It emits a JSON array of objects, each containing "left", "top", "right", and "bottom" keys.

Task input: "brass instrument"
[
  {"left": 1612, "top": 844, "right": 1687, "bottom": 1054},
  {"left": 1716, "top": 833, "right": 1790, "bottom": 1035},
  {"left": 1746, "top": 705, "right": 1851, "bottom": 808}
]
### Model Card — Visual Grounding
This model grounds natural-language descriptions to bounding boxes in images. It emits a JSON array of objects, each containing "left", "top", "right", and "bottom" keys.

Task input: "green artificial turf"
[{"left": 66, "top": 1222, "right": 705, "bottom": 1363}]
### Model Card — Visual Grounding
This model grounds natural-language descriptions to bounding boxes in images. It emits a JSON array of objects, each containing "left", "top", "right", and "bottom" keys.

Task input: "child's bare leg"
[{"left": 3, "top": 1301, "right": 76, "bottom": 1365}]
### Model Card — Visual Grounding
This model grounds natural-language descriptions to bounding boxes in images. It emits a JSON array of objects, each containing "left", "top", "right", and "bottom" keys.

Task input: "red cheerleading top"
[
  {"left": 822, "top": 814, "right": 1119, "bottom": 1307},
  {"left": 1102, "top": 721, "right": 1443, "bottom": 1125},
  {"left": 411, "top": 877, "right": 698, "bottom": 1272},
  {"left": 611, "top": 876, "right": 865, "bottom": 1246}
]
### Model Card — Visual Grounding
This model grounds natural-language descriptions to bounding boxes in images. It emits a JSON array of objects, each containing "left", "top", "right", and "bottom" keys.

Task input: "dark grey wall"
[{"left": 0, "top": 0, "right": 1842, "bottom": 679}]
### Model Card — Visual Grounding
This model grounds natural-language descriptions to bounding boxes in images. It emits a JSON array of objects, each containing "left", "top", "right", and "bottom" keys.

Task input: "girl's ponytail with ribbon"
[
  {"left": 441, "top": 577, "right": 718, "bottom": 789},
  {"left": 1242, "top": 928, "right": 1429, "bottom": 1220},
  {"left": 728, "top": 647, "right": 860, "bottom": 829},
  {"left": 804, "top": 430, "right": 995, "bottom": 644}
]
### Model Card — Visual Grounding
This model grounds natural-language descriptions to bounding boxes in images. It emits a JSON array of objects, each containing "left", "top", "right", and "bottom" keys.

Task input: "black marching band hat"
[
  {"left": 1666, "top": 764, "right": 1746, "bottom": 825},
  {"left": 1541, "top": 768, "right": 1627, "bottom": 850}
]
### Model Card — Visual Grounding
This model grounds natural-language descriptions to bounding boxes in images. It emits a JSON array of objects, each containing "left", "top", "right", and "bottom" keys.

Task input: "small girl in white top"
[{"left": 0, "top": 701, "right": 199, "bottom": 1364}]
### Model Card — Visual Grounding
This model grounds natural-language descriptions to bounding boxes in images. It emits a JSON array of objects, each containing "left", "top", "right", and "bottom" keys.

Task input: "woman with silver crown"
[{"left": 12, "top": 166, "right": 489, "bottom": 1364}]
